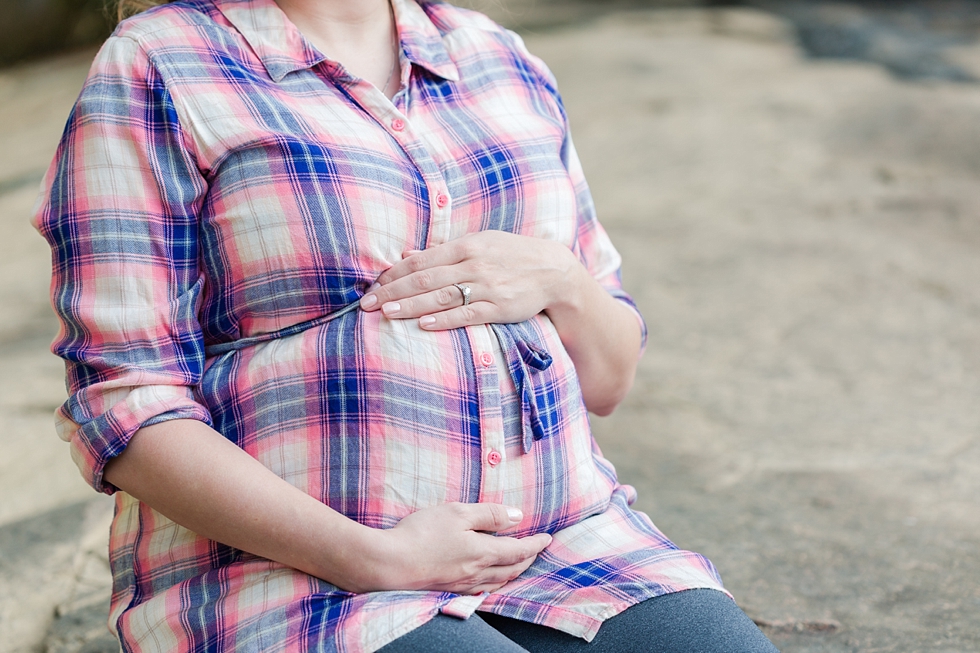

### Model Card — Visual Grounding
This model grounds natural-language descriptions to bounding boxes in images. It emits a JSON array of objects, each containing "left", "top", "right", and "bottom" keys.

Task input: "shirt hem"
[{"left": 478, "top": 580, "right": 732, "bottom": 642}]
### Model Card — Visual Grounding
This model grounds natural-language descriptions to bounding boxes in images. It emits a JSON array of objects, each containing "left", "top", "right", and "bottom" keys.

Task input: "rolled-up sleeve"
[
  {"left": 509, "top": 30, "right": 649, "bottom": 352},
  {"left": 561, "top": 131, "right": 648, "bottom": 353},
  {"left": 32, "top": 34, "right": 212, "bottom": 494}
]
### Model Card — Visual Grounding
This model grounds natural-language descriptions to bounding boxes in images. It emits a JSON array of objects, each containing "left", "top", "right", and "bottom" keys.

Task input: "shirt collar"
[
  {"left": 213, "top": 0, "right": 459, "bottom": 83},
  {"left": 392, "top": 0, "right": 459, "bottom": 82}
]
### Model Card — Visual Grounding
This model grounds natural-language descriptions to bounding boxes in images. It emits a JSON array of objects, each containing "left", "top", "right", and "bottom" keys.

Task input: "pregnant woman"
[{"left": 34, "top": 0, "right": 778, "bottom": 650}]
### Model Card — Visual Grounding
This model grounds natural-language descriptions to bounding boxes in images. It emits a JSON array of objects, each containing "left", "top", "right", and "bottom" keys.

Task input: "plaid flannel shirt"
[{"left": 34, "top": 0, "right": 726, "bottom": 650}]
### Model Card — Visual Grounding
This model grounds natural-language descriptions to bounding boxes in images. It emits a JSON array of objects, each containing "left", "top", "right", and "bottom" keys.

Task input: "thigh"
[
  {"left": 479, "top": 589, "right": 780, "bottom": 653},
  {"left": 377, "top": 613, "right": 530, "bottom": 653}
]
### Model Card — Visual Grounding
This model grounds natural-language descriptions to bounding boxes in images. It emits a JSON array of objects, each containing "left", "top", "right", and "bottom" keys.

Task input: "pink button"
[
  {"left": 480, "top": 352, "right": 494, "bottom": 367},
  {"left": 487, "top": 450, "right": 502, "bottom": 466},
  {"left": 435, "top": 193, "right": 449, "bottom": 208},
  {"left": 391, "top": 118, "right": 405, "bottom": 132}
]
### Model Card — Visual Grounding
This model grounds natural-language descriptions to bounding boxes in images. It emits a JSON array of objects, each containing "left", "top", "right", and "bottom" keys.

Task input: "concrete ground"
[{"left": 2, "top": 3, "right": 979, "bottom": 652}]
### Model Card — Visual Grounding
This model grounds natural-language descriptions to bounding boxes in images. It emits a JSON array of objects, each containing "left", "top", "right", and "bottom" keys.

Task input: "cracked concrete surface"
[{"left": 1, "top": 4, "right": 978, "bottom": 652}]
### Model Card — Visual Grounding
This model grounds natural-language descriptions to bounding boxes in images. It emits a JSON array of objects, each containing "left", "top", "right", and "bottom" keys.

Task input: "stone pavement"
[{"left": 1, "top": 4, "right": 979, "bottom": 652}]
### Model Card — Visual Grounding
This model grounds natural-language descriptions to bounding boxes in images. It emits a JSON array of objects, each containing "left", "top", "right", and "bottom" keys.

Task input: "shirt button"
[
  {"left": 435, "top": 193, "right": 449, "bottom": 208},
  {"left": 487, "top": 450, "right": 502, "bottom": 466},
  {"left": 480, "top": 352, "right": 494, "bottom": 367},
  {"left": 391, "top": 118, "right": 405, "bottom": 131}
]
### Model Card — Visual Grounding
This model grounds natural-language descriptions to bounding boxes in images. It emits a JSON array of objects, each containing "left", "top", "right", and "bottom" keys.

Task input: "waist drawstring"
[
  {"left": 204, "top": 300, "right": 361, "bottom": 357},
  {"left": 491, "top": 323, "right": 557, "bottom": 454},
  {"left": 204, "top": 304, "right": 558, "bottom": 454}
]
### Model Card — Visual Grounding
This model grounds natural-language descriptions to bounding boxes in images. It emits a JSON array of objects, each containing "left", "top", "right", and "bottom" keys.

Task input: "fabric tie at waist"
[
  {"left": 490, "top": 322, "right": 558, "bottom": 454},
  {"left": 204, "top": 302, "right": 557, "bottom": 453},
  {"left": 204, "top": 301, "right": 361, "bottom": 357}
]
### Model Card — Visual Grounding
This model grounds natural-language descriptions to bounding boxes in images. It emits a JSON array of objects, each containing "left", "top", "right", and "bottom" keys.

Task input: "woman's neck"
[{"left": 274, "top": 0, "right": 399, "bottom": 97}]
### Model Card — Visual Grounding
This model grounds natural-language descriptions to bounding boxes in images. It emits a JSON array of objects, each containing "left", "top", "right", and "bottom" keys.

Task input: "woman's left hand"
[{"left": 359, "top": 231, "right": 581, "bottom": 330}]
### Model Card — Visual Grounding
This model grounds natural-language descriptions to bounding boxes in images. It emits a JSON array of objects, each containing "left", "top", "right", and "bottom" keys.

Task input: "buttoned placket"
[
  {"left": 297, "top": 33, "right": 511, "bottom": 624},
  {"left": 466, "top": 325, "right": 508, "bottom": 506},
  {"left": 330, "top": 66, "right": 507, "bottom": 505},
  {"left": 336, "top": 74, "right": 455, "bottom": 251},
  {"left": 338, "top": 60, "right": 514, "bottom": 623}
]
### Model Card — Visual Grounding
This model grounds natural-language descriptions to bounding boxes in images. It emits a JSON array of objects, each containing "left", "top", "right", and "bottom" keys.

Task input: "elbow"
[
  {"left": 586, "top": 393, "right": 626, "bottom": 417},
  {"left": 583, "top": 373, "right": 635, "bottom": 417},
  {"left": 588, "top": 402, "right": 618, "bottom": 418}
]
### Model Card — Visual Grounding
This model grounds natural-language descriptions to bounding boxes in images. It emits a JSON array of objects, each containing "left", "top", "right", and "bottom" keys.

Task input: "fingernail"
[
  {"left": 402, "top": 249, "right": 422, "bottom": 258},
  {"left": 506, "top": 508, "right": 523, "bottom": 522},
  {"left": 368, "top": 283, "right": 381, "bottom": 292},
  {"left": 419, "top": 315, "right": 436, "bottom": 327},
  {"left": 360, "top": 294, "right": 378, "bottom": 309},
  {"left": 382, "top": 302, "right": 400, "bottom": 316}
]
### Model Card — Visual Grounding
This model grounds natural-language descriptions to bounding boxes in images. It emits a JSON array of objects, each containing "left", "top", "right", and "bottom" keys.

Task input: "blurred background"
[{"left": 2, "top": 1, "right": 979, "bottom": 652}]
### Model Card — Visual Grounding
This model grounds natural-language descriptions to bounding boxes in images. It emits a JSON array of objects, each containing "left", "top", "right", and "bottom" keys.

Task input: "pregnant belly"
[{"left": 200, "top": 308, "right": 616, "bottom": 534}]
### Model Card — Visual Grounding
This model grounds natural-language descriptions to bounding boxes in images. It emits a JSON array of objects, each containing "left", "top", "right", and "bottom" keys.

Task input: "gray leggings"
[{"left": 379, "top": 589, "right": 780, "bottom": 652}]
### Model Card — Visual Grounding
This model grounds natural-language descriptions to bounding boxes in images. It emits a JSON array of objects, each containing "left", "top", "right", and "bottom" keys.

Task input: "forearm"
[
  {"left": 102, "top": 418, "right": 551, "bottom": 595},
  {"left": 103, "top": 419, "right": 382, "bottom": 592},
  {"left": 545, "top": 256, "right": 642, "bottom": 416}
]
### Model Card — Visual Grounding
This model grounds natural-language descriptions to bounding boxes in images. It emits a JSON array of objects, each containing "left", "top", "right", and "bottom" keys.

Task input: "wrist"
[
  {"left": 301, "top": 516, "right": 389, "bottom": 593},
  {"left": 544, "top": 245, "right": 590, "bottom": 318},
  {"left": 333, "top": 523, "right": 406, "bottom": 593},
  {"left": 544, "top": 243, "right": 592, "bottom": 319}
]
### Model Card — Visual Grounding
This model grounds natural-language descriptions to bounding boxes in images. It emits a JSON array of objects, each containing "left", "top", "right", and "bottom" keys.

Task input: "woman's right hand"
[
  {"left": 103, "top": 422, "right": 549, "bottom": 598},
  {"left": 358, "top": 502, "right": 552, "bottom": 595}
]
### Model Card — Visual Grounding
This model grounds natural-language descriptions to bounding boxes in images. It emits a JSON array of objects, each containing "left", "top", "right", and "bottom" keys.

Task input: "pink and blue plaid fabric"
[{"left": 34, "top": 0, "right": 726, "bottom": 650}]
